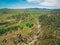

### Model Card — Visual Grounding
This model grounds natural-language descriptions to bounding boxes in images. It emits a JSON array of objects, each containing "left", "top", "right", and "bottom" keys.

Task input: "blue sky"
[{"left": 0, "top": 0, "right": 60, "bottom": 9}]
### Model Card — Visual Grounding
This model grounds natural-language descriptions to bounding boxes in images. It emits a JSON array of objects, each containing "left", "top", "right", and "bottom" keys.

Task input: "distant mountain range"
[
  {"left": 0, "top": 7, "right": 59, "bottom": 10},
  {"left": 0, "top": 8, "right": 60, "bottom": 12}
]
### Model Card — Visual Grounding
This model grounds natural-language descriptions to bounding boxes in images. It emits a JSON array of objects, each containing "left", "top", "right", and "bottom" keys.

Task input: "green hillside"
[{"left": 0, "top": 9, "right": 60, "bottom": 45}]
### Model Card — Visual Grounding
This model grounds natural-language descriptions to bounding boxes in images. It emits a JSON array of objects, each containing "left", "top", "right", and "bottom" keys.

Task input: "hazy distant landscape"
[{"left": 0, "top": 8, "right": 60, "bottom": 45}]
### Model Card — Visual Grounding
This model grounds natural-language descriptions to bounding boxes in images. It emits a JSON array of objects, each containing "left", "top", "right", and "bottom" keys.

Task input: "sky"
[{"left": 0, "top": 0, "right": 60, "bottom": 9}]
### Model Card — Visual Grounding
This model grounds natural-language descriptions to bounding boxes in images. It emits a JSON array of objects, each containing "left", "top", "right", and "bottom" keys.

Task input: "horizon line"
[{"left": 0, "top": 7, "right": 60, "bottom": 9}]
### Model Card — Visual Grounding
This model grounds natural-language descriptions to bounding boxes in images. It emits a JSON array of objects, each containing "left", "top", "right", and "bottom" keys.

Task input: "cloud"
[
  {"left": 41, "top": 0, "right": 60, "bottom": 6},
  {"left": 27, "top": 0, "right": 39, "bottom": 2},
  {"left": 27, "top": 0, "right": 60, "bottom": 9},
  {"left": 26, "top": 0, "right": 43, "bottom": 3}
]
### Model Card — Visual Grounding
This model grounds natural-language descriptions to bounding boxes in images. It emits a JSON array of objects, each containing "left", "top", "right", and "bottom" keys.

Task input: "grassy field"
[{"left": 0, "top": 9, "right": 60, "bottom": 45}]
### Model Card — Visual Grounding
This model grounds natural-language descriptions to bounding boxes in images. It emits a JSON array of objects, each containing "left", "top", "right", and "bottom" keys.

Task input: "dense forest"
[{"left": 0, "top": 9, "right": 60, "bottom": 45}]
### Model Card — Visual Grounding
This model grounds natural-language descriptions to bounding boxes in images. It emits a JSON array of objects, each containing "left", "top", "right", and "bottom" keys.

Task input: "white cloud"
[
  {"left": 27, "top": 0, "right": 38, "bottom": 2},
  {"left": 41, "top": 0, "right": 60, "bottom": 6},
  {"left": 27, "top": 0, "right": 60, "bottom": 9}
]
